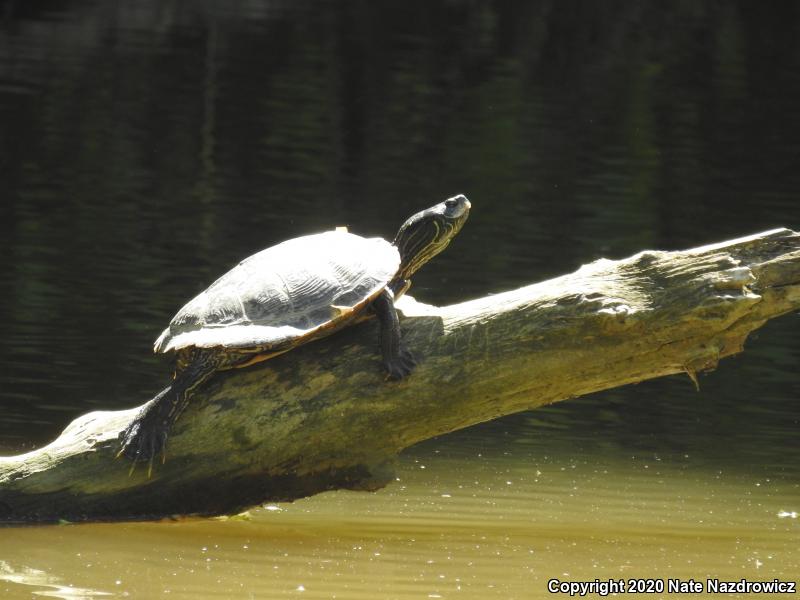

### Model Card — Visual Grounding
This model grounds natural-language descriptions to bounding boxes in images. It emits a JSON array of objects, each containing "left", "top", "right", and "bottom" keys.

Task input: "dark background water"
[{"left": 0, "top": 1, "right": 798, "bottom": 483}]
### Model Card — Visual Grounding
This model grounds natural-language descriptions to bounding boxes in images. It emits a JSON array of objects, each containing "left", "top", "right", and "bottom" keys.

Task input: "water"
[{"left": 1, "top": 1, "right": 798, "bottom": 597}]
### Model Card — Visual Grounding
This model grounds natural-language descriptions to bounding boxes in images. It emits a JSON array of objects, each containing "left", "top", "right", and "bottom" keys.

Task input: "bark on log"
[{"left": 1, "top": 228, "right": 799, "bottom": 523}]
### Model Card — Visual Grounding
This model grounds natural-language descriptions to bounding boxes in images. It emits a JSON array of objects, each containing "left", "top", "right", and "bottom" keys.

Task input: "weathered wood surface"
[{"left": 1, "top": 228, "right": 799, "bottom": 523}]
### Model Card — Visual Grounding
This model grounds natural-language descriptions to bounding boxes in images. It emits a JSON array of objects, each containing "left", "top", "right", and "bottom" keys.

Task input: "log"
[{"left": 1, "top": 228, "right": 799, "bottom": 523}]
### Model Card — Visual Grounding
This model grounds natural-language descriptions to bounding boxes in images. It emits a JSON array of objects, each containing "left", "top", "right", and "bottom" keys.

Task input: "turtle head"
[{"left": 393, "top": 194, "right": 471, "bottom": 282}]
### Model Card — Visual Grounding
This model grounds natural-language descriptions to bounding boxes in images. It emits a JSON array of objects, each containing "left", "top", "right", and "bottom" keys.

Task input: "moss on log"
[{"left": 1, "top": 228, "right": 799, "bottom": 523}]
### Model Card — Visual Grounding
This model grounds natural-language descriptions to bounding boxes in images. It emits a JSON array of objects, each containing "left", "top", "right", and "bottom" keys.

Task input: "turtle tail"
[{"left": 118, "top": 350, "right": 222, "bottom": 470}]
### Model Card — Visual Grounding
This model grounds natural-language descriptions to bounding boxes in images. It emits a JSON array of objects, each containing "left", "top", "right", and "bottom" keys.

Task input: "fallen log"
[{"left": 1, "top": 228, "right": 798, "bottom": 523}]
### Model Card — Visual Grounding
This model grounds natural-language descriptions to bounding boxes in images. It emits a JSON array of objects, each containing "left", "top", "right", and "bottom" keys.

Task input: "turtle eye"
[{"left": 445, "top": 197, "right": 458, "bottom": 209}]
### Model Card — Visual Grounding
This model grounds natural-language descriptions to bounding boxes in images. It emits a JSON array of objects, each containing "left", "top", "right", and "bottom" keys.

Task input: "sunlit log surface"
[{"left": 1, "top": 228, "right": 799, "bottom": 523}]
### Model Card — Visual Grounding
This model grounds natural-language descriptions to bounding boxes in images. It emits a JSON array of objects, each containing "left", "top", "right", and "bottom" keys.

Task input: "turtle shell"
[{"left": 153, "top": 231, "right": 401, "bottom": 354}]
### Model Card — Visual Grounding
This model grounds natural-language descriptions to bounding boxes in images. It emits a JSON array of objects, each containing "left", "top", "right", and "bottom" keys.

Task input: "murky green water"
[{"left": 1, "top": 1, "right": 798, "bottom": 597}]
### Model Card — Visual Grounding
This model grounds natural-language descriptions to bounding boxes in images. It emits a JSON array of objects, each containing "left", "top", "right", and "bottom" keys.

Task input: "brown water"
[
  {"left": 0, "top": 431, "right": 797, "bottom": 598},
  {"left": 1, "top": 1, "right": 799, "bottom": 597}
]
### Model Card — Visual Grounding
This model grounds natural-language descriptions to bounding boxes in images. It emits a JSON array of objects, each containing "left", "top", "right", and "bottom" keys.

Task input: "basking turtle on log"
[
  {"left": 1, "top": 227, "right": 799, "bottom": 523},
  {"left": 119, "top": 195, "right": 471, "bottom": 465}
]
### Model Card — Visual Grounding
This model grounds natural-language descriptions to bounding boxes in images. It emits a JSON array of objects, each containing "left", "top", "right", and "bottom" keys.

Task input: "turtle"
[{"left": 119, "top": 194, "right": 471, "bottom": 465}]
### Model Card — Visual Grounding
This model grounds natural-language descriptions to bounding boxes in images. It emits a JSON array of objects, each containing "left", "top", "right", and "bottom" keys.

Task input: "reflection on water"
[
  {"left": 1, "top": 1, "right": 799, "bottom": 598},
  {"left": 0, "top": 560, "right": 112, "bottom": 598}
]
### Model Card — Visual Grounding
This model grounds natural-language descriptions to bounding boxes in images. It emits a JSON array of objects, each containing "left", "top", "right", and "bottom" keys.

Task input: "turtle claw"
[
  {"left": 118, "top": 407, "right": 171, "bottom": 474},
  {"left": 385, "top": 347, "right": 417, "bottom": 380}
]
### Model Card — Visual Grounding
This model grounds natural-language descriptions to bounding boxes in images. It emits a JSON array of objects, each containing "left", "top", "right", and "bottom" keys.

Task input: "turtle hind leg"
[
  {"left": 118, "top": 350, "right": 222, "bottom": 466},
  {"left": 118, "top": 385, "right": 171, "bottom": 463},
  {"left": 118, "top": 385, "right": 176, "bottom": 465}
]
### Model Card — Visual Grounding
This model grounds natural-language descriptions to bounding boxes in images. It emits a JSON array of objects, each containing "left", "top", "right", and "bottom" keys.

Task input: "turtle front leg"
[{"left": 372, "top": 288, "right": 416, "bottom": 380}]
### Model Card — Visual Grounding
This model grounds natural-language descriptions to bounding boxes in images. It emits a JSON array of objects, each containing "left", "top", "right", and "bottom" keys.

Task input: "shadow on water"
[{"left": 0, "top": 1, "right": 798, "bottom": 597}]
